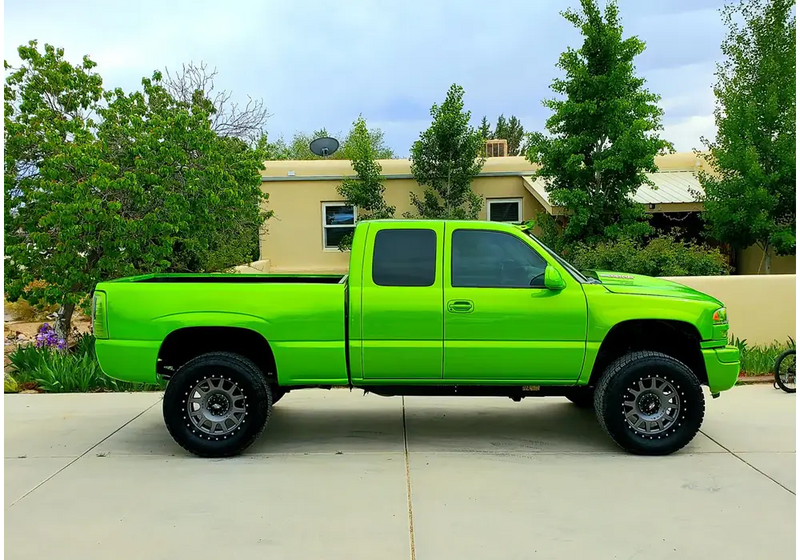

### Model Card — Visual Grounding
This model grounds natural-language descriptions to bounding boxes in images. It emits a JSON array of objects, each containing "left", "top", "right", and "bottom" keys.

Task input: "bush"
[
  {"left": 6, "top": 333, "right": 165, "bottom": 393},
  {"left": 734, "top": 336, "right": 795, "bottom": 376},
  {"left": 569, "top": 234, "right": 731, "bottom": 277}
]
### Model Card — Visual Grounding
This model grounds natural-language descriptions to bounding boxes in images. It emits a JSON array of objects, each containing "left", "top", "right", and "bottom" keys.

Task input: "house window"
[
  {"left": 487, "top": 198, "right": 522, "bottom": 223},
  {"left": 323, "top": 202, "right": 356, "bottom": 249}
]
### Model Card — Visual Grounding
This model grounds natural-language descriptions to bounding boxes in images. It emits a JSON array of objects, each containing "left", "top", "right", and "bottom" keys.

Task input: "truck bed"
[{"left": 94, "top": 277, "right": 350, "bottom": 385}]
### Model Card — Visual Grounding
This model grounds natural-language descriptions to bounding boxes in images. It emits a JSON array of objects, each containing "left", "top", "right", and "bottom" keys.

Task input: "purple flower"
[{"left": 34, "top": 323, "right": 67, "bottom": 351}]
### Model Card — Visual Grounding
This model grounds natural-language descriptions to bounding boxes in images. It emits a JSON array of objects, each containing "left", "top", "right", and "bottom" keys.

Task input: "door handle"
[{"left": 447, "top": 299, "right": 474, "bottom": 313}]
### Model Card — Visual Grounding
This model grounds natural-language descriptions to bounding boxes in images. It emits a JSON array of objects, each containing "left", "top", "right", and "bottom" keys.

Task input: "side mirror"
[{"left": 544, "top": 265, "right": 566, "bottom": 291}]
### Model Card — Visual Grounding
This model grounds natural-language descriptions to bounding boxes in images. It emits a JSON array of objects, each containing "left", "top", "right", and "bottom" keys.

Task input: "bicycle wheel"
[{"left": 774, "top": 349, "right": 796, "bottom": 394}]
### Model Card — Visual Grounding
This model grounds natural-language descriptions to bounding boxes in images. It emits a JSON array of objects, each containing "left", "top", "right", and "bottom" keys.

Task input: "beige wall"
[
  {"left": 665, "top": 274, "right": 797, "bottom": 345},
  {"left": 737, "top": 245, "right": 796, "bottom": 275}
]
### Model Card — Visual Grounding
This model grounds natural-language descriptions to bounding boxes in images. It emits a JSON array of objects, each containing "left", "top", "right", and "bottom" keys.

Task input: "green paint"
[{"left": 94, "top": 220, "right": 739, "bottom": 394}]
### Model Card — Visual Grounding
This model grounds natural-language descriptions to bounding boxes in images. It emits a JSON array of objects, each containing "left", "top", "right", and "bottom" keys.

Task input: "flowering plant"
[{"left": 34, "top": 323, "right": 67, "bottom": 351}]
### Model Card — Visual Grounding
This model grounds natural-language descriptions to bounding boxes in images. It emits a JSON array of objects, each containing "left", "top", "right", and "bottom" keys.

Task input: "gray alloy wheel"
[
  {"left": 623, "top": 376, "right": 680, "bottom": 435},
  {"left": 186, "top": 377, "right": 247, "bottom": 438}
]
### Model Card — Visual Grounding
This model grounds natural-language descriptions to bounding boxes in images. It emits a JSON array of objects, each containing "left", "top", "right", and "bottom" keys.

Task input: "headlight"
[{"left": 712, "top": 307, "right": 728, "bottom": 324}]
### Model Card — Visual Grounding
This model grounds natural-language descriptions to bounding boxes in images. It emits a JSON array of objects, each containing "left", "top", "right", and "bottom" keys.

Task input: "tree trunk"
[
  {"left": 54, "top": 302, "right": 75, "bottom": 341},
  {"left": 764, "top": 249, "right": 772, "bottom": 274}
]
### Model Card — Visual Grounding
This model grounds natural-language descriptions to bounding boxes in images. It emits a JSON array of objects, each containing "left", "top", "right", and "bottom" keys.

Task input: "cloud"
[
  {"left": 663, "top": 114, "right": 716, "bottom": 152},
  {"left": 4, "top": 0, "right": 729, "bottom": 155}
]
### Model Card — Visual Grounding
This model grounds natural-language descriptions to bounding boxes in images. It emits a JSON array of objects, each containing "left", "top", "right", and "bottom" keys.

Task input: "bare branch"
[{"left": 162, "top": 61, "right": 271, "bottom": 144}]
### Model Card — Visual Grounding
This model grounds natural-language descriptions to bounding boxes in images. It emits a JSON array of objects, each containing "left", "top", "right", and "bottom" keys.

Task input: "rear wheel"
[
  {"left": 594, "top": 351, "right": 704, "bottom": 455},
  {"left": 163, "top": 352, "right": 271, "bottom": 457}
]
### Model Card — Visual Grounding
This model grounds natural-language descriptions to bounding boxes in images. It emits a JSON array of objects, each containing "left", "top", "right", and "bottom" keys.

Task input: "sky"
[{"left": 4, "top": 0, "right": 730, "bottom": 157}]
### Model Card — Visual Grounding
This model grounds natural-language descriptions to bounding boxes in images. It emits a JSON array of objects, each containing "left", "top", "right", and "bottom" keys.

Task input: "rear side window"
[{"left": 372, "top": 229, "right": 437, "bottom": 287}]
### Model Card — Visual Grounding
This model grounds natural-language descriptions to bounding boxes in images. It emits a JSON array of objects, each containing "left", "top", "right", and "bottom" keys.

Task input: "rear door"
[{"left": 361, "top": 222, "right": 445, "bottom": 379}]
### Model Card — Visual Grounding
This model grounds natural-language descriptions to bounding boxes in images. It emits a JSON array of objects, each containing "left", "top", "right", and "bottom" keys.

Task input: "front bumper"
[{"left": 702, "top": 345, "right": 740, "bottom": 393}]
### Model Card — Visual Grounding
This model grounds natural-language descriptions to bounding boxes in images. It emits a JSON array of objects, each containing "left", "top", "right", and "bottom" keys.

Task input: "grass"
[
  {"left": 732, "top": 336, "right": 795, "bottom": 376},
  {"left": 5, "top": 333, "right": 166, "bottom": 393}
]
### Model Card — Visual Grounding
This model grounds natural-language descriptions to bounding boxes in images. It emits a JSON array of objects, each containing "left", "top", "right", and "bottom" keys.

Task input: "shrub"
[
  {"left": 735, "top": 336, "right": 795, "bottom": 376},
  {"left": 6, "top": 334, "right": 165, "bottom": 393},
  {"left": 569, "top": 234, "right": 731, "bottom": 277}
]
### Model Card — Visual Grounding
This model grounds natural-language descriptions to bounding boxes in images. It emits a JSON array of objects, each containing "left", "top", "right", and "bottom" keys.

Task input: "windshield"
[{"left": 525, "top": 232, "right": 598, "bottom": 284}]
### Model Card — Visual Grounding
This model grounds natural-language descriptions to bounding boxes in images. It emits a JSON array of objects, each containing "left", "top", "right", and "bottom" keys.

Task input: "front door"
[
  {"left": 361, "top": 222, "right": 445, "bottom": 379},
  {"left": 443, "top": 224, "right": 587, "bottom": 382}
]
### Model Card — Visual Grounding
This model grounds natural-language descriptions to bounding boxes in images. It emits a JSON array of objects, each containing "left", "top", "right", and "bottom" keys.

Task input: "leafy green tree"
[
  {"left": 408, "top": 84, "right": 485, "bottom": 219},
  {"left": 699, "top": 0, "right": 796, "bottom": 273},
  {"left": 336, "top": 116, "right": 396, "bottom": 250},
  {"left": 494, "top": 114, "right": 526, "bottom": 155},
  {"left": 4, "top": 41, "right": 269, "bottom": 337},
  {"left": 266, "top": 124, "right": 395, "bottom": 160},
  {"left": 526, "top": 0, "right": 673, "bottom": 251},
  {"left": 478, "top": 116, "right": 492, "bottom": 140}
]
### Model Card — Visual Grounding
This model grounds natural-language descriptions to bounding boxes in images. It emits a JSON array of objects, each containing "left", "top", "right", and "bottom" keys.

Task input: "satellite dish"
[{"left": 309, "top": 136, "right": 340, "bottom": 158}]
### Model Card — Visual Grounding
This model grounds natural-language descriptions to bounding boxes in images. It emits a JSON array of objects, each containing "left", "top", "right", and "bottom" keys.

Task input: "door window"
[
  {"left": 372, "top": 229, "right": 437, "bottom": 287},
  {"left": 451, "top": 229, "right": 547, "bottom": 288}
]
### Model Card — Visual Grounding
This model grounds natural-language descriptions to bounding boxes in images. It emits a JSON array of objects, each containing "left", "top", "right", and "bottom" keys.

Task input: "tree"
[
  {"left": 163, "top": 61, "right": 271, "bottom": 145},
  {"left": 478, "top": 116, "right": 492, "bottom": 140},
  {"left": 266, "top": 124, "right": 395, "bottom": 160},
  {"left": 408, "top": 84, "right": 485, "bottom": 219},
  {"left": 698, "top": 0, "right": 796, "bottom": 273},
  {"left": 4, "top": 42, "right": 270, "bottom": 337},
  {"left": 336, "top": 116, "right": 396, "bottom": 250},
  {"left": 525, "top": 0, "right": 673, "bottom": 251},
  {"left": 494, "top": 114, "right": 526, "bottom": 155}
]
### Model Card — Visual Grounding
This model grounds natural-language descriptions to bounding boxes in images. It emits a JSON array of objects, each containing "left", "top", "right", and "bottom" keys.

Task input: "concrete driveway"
[{"left": 4, "top": 385, "right": 796, "bottom": 559}]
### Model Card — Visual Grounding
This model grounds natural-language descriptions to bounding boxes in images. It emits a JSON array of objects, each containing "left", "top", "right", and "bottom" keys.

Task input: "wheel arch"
[
  {"left": 587, "top": 319, "right": 707, "bottom": 387},
  {"left": 157, "top": 326, "right": 277, "bottom": 383}
]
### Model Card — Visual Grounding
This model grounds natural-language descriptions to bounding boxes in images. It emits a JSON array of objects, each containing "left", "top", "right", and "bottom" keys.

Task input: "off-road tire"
[
  {"left": 163, "top": 352, "right": 272, "bottom": 458},
  {"left": 594, "top": 351, "right": 705, "bottom": 456},
  {"left": 565, "top": 387, "right": 594, "bottom": 408}
]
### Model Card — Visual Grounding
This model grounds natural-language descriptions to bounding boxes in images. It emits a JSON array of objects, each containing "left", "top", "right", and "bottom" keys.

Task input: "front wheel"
[
  {"left": 594, "top": 351, "right": 705, "bottom": 456},
  {"left": 163, "top": 352, "right": 272, "bottom": 457},
  {"left": 774, "top": 349, "right": 796, "bottom": 394}
]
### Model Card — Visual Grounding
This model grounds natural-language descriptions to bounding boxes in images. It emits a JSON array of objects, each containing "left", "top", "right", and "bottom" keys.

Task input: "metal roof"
[{"left": 526, "top": 171, "right": 705, "bottom": 209}]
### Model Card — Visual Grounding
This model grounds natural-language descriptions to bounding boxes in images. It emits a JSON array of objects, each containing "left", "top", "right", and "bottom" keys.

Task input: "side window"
[
  {"left": 452, "top": 230, "right": 548, "bottom": 288},
  {"left": 372, "top": 229, "right": 437, "bottom": 287}
]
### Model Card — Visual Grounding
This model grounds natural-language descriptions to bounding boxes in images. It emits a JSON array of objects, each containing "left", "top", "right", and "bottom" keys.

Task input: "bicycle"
[{"left": 774, "top": 342, "right": 796, "bottom": 394}]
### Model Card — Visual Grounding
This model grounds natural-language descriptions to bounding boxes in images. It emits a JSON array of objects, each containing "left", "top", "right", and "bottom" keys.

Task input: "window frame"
[
  {"left": 450, "top": 228, "right": 549, "bottom": 289},
  {"left": 486, "top": 198, "right": 523, "bottom": 224},
  {"left": 321, "top": 202, "right": 357, "bottom": 252}
]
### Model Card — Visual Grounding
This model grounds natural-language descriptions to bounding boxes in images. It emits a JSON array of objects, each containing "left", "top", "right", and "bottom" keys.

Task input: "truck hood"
[{"left": 587, "top": 270, "right": 723, "bottom": 306}]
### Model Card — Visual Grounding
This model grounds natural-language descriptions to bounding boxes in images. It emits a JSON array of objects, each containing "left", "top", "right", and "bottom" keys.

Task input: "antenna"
[{"left": 309, "top": 136, "right": 340, "bottom": 158}]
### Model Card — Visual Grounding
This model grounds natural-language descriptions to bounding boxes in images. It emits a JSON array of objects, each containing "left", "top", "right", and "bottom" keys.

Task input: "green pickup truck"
[{"left": 93, "top": 219, "right": 739, "bottom": 457}]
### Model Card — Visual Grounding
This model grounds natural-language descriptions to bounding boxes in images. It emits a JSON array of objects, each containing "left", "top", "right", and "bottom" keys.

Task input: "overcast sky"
[{"left": 4, "top": 0, "right": 730, "bottom": 157}]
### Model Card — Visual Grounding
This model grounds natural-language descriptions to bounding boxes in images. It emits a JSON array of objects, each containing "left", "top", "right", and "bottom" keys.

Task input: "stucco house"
[{"left": 254, "top": 151, "right": 794, "bottom": 275}]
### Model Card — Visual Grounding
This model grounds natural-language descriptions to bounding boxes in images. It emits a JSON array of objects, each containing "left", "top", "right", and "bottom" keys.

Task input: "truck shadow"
[{"left": 249, "top": 397, "right": 619, "bottom": 455}]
